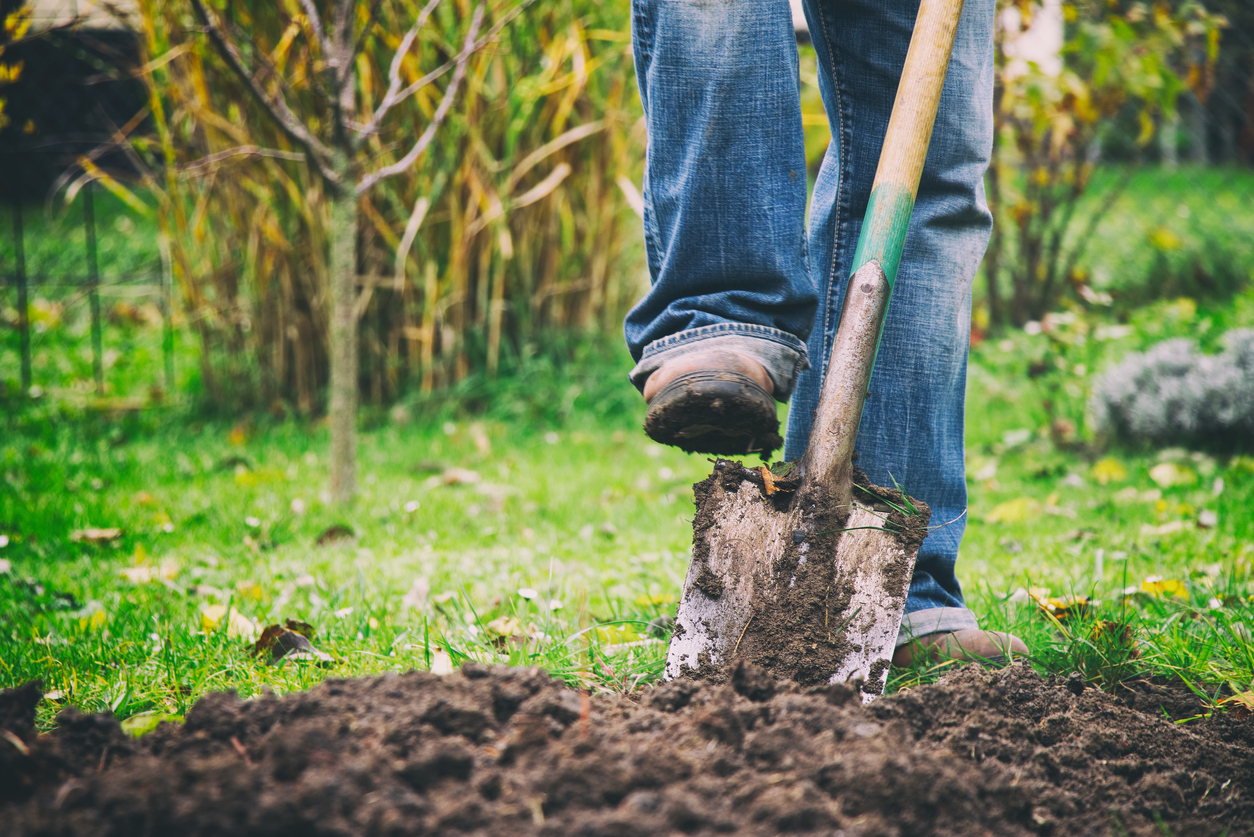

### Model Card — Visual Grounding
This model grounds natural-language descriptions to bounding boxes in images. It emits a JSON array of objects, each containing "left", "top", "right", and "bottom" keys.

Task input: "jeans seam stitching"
[{"left": 817, "top": 0, "right": 846, "bottom": 386}]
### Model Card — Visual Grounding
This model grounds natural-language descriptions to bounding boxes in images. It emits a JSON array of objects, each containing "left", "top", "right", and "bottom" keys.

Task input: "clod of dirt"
[{"left": 3, "top": 663, "right": 1251, "bottom": 836}]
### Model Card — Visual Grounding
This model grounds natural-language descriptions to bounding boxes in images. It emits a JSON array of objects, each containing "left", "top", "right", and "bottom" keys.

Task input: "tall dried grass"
[{"left": 133, "top": 0, "right": 643, "bottom": 412}]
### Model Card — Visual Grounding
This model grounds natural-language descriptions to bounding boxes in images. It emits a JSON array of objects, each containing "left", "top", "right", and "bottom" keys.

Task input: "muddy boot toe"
[{"left": 643, "top": 350, "right": 781, "bottom": 458}]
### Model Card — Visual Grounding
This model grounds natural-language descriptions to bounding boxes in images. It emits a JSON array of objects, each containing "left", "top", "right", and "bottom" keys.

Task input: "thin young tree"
[{"left": 186, "top": 0, "right": 503, "bottom": 503}]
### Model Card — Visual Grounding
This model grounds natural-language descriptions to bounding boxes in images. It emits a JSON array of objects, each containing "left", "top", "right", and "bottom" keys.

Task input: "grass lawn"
[{"left": 3, "top": 281, "right": 1254, "bottom": 730}]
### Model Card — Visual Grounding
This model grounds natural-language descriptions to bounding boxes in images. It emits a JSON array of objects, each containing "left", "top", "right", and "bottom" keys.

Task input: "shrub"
[{"left": 1090, "top": 328, "right": 1254, "bottom": 448}]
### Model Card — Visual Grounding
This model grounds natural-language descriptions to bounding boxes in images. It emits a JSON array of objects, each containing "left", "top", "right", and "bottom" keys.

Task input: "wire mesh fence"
[{"left": 1, "top": 6, "right": 173, "bottom": 403}]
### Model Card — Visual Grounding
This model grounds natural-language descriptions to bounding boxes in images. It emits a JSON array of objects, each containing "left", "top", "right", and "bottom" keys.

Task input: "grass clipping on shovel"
[{"left": 686, "top": 461, "right": 929, "bottom": 690}]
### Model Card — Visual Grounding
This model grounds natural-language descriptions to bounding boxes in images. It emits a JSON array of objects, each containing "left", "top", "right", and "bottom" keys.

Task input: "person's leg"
[
  {"left": 791, "top": 0, "right": 997, "bottom": 646},
  {"left": 625, "top": 0, "right": 816, "bottom": 417}
]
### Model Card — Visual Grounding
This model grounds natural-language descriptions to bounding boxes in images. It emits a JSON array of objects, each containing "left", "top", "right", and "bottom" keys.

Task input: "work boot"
[
  {"left": 891, "top": 629, "right": 1029, "bottom": 667},
  {"left": 642, "top": 349, "right": 781, "bottom": 458}
]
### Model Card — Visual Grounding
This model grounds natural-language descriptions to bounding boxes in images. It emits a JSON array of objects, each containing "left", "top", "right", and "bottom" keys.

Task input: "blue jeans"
[{"left": 626, "top": 0, "right": 995, "bottom": 643}]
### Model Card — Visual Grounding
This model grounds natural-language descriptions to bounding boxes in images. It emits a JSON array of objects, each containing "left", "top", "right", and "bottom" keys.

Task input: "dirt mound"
[{"left": 2, "top": 663, "right": 1251, "bottom": 836}]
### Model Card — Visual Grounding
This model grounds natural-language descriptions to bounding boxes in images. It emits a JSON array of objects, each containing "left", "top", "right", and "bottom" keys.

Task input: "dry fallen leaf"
[
  {"left": 759, "top": 466, "right": 777, "bottom": 496},
  {"left": 1149, "top": 462, "right": 1197, "bottom": 489},
  {"left": 1218, "top": 692, "right": 1254, "bottom": 720},
  {"left": 430, "top": 650, "right": 455, "bottom": 675},
  {"left": 250, "top": 619, "right": 331, "bottom": 665},
  {"left": 70, "top": 527, "right": 123, "bottom": 545},
  {"left": 315, "top": 524, "right": 355, "bottom": 546},
  {"left": 424, "top": 467, "right": 481, "bottom": 489},
  {"left": 1028, "top": 588, "right": 1092, "bottom": 621},
  {"left": 985, "top": 497, "right": 1041, "bottom": 525},
  {"left": 1088, "top": 620, "right": 1138, "bottom": 656},
  {"left": 402, "top": 577, "right": 430, "bottom": 611},
  {"left": 1141, "top": 520, "right": 1189, "bottom": 536},
  {"left": 201, "top": 604, "right": 259, "bottom": 640},
  {"left": 119, "top": 562, "right": 178, "bottom": 584},
  {"left": 235, "top": 581, "right": 266, "bottom": 601}
]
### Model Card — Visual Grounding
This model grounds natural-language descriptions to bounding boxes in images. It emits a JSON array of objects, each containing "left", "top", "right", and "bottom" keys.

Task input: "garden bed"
[{"left": 3, "top": 662, "right": 1250, "bottom": 836}]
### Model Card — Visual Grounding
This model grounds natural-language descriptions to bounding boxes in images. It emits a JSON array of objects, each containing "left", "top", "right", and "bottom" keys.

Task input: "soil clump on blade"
[
  {"left": 687, "top": 462, "right": 927, "bottom": 688},
  {"left": 4, "top": 662, "right": 1252, "bottom": 836}
]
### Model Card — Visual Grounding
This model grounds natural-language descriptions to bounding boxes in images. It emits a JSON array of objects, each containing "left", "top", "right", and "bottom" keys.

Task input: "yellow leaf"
[
  {"left": 235, "top": 467, "right": 285, "bottom": 487},
  {"left": 235, "top": 581, "right": 265, "bottom": 601},
  {"left": 1149, "top": 227, "right": 1182, "bottom": 251},
  {"left": 634, "top": 593, "right": 674, "bottom": 607},
  {"left": 201, "top": 604, "right": 227, "bottom": 631},
  {"left": 1141, "top": 576, "right": 1187, "bottom": 599},
  {"left": 79, "top": 609, "right": 107, "bottom": 631},
  {"left": 1089, "top": 457, "right": 1128, "bottom": 485},
  {"left": 1149, "top": 462, "right": 1197, "bottom": 489},
  {"left": 985, "top": 497, "right": 1041, "bottom": 524},
  {"left": 120, "top": 710, "right": 181, "bottom": 737},
  {"left": 1028, "top": 588, "right": 1091, "bottom": 621},
  {"left": 594, "top": 624, "right": 648, "bottom": 644},
  {"left": 229, "top": 425, "right": 248, "bottom": 445}
]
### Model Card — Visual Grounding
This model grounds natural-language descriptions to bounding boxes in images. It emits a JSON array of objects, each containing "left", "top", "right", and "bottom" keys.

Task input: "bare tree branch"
[
  {"left": 357, "top": 3, "right": 485, "bottom": 195},
  {"left": 189, "top": 0, "right": 340, "bottom": 185},
  {"left": 178, "top": 145, "right": 308, "bottom": 177},
  {"left": 355, "top": 0, "right": 540, "bottom": 144},
  {"left": 330, "top": 0, "right": 356, "bottom": 113},
  {"left": 357, "top": 0, "right": 442, "bottom": 140},
  {"left": 298, "top": 0, "right": 330, "bottom": 52}
]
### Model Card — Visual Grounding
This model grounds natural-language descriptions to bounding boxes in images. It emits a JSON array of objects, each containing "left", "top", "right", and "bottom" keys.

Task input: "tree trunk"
[{"left": 328, "top": 184, "right": 358, "bottom": 505}]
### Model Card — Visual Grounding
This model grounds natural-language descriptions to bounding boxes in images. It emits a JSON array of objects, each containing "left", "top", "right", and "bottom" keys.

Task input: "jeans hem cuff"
[{"left": 895, "top": 607, "right": 980, "bottom": 648}]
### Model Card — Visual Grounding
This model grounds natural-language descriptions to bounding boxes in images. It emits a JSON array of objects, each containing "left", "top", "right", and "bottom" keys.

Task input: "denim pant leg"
[
  {"left": 786, "top": 0, "right": 996, "bottom": 641},
  {"left": 625, "top": 0, "right": 816, "bottom": 400}
]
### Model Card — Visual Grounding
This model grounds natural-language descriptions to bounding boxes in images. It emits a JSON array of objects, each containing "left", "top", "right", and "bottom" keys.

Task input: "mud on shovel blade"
[
  {"left": 664, "top": 0, "right": 964, "bottom": 699},
  {"left": 664, "top": 263, "right": 927, "bottom": 701}
]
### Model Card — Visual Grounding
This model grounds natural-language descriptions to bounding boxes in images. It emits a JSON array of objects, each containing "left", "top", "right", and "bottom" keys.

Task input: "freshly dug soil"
[{"left": 4, "top": 663, "right": 1251, "bottom": 836}]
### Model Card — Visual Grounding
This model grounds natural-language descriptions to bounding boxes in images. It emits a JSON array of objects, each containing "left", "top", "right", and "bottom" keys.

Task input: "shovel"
[{"left": 664, "top": 0, "right": 967, "bottom": 700}]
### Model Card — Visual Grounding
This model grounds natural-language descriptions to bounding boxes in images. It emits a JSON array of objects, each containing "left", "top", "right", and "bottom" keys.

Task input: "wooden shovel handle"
[
  {"left": 875, "top": 0, "right": 967, "bottom": 203},
  {"left": 851, "top": 0, "right": 967, "bottom": 289},
  {"left": 799, "top": 0, "right": 966, "bottom": 500}
]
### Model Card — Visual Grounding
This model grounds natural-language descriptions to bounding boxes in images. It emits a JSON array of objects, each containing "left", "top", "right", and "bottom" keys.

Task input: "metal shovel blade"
[
  {"left": 663, "top": 460, "right": 925, "bottom": 701},
  {"left": 663, "top": 262, "right": 929, "bottom": 700}
]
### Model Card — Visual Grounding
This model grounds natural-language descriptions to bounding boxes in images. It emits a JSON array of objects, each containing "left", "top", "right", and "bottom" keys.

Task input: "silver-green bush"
[{"left": 1090, "top": 329, "right": 1254, "bottom": 447}]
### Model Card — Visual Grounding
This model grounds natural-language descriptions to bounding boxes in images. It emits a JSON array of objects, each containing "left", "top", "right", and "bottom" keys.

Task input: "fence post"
[
  {"left": 13, "top": 204, "right": 32, "bottom": 393},
  {"left": 83, "top": 182, "right": 104, "bottom": 394}
]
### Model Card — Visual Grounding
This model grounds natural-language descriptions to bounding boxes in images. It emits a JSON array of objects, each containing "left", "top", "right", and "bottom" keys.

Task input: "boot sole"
[{"left": 644, "top": 370, "right": 781, "bottom": 459}]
